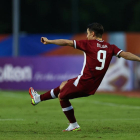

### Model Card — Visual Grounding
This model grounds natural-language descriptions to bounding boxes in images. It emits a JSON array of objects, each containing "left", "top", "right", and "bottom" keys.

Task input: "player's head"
[{"left": 87, "top": 23, "right": 104, "bottom": 40}]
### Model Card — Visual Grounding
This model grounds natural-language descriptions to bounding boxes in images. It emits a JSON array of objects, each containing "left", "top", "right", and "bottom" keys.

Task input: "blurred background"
[{"left": 0, "top": 0, "right": 140, "bottom": 92}]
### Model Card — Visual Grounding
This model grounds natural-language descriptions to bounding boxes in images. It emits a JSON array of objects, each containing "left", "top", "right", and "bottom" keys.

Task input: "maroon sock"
[
  {"left": 40, "top": 86, "right": 60, "bottom": 101},
  {"left": 60, "top": 100, "right": 76, "bottom": 123}
]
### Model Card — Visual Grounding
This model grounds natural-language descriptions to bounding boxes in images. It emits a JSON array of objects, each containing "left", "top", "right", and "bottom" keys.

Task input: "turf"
[{"left": 0, "top": 90, "right": 140, "bottom": 140}]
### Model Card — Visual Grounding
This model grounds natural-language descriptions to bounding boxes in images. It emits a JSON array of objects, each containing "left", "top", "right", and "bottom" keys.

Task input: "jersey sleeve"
[
  {"left": 112, "top": 45, "right": 123, "bottom": 58},
  {"left": 73, "top": 40, "right": 87, "bottom": 52}
]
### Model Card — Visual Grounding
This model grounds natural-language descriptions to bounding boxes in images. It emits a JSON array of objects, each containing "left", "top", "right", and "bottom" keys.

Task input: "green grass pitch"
[{"left": 0, "top": 90, "right": 140, "bottom": 140}]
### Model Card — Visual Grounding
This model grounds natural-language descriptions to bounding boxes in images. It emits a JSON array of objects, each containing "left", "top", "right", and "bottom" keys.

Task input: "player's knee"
[
  {"left": 58, "top": 93, "right": 63, "bottom": 101},
  {"left": 60, "top": 81, "right": 67, "bottom": 90},
  {"left": 58, "top": 93, "right": 60, "bottom": 100}
]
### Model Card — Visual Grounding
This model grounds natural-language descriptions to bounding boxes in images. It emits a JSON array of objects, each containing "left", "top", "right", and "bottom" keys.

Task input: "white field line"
[
  {"left": 0, "top": 119, "right": 24, "bottom": 121},
  {"left": 79, "top": 118, "right": 140, "bottom": 121},
  {"left": 72, "top": 99, "right": 140, "bottom": 109},
  {"left": 1, "top": 91, "right": 140, "bottom": 109},
  {"left": 0, "top": 91, "right": 28, "bottom": 99},
  {"left": 93, "top": 101, "right": 140, "bottom": 109},
  {"left": 0, "top": 91, "right": 16, "bottom": 94}
]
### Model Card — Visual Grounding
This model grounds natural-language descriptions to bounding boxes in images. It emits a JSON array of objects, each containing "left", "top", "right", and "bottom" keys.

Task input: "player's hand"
[{"left": 41, "top": 37, "right": 49, "bottom": 45}]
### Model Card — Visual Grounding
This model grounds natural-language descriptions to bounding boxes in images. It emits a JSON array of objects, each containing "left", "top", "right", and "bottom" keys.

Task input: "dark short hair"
[{"left": 87, "top": 23, "right": 104, "bottom": 38}]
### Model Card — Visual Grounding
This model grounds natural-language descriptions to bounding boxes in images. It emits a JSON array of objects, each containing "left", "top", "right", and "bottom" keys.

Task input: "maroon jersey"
[{"left": 73, "top": 39, "right": 123, "bottom": 95}]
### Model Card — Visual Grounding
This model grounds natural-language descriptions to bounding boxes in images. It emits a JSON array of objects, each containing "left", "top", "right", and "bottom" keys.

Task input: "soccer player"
[{"left": 29, "top": 23, "right": 140, "bottom": 131}]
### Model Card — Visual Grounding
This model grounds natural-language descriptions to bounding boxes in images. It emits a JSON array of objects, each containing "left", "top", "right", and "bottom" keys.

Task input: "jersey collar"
[{"left": 96, "top": 39, "right": 104, "bottom": 42}]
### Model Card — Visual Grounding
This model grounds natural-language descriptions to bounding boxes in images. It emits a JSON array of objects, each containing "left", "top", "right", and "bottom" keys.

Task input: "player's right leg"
[
  {"left": 58, "top": 79, "right": 89, "bottom": 131},
  {"left": 29, "top": 81, "right": 67, "bottom": 106},
  {"left": 59, "top": 97, "right": 81, "bottom": 132}
]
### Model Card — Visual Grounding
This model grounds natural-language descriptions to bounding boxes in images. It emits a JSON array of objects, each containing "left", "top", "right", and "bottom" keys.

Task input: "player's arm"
[
  {"left": 41, "top": 37, "right": 74, "bottom": 47},
  {"left": 119, "top": 51, "right": 140, "bottom": 62}
]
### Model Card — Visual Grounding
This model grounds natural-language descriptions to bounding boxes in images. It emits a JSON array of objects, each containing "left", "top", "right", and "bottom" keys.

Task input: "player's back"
[
  {"left": 74, "top": 39, "right": 122, "bottom": 94},
  {"left": 84, "top": 40, "right": 115, "bottom": 78}
]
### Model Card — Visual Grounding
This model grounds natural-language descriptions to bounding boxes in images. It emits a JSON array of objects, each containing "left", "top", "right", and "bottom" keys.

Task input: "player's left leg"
[{"left": 29, "top": 81, "right": 67, "bottom": 105}]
